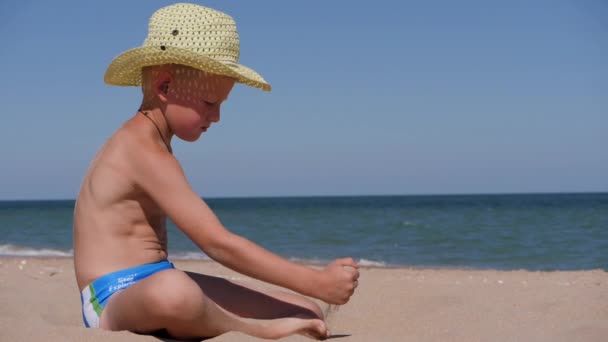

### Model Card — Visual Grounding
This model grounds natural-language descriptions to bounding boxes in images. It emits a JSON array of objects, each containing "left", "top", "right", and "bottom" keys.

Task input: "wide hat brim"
[{"left": 104, "top": 45, "right": 271, "bottom": 91}]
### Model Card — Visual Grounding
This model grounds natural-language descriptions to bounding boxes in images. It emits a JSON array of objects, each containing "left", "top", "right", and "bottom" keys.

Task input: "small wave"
[
  {"left": 402, "top": 220, "right": 416, "bottom": 226},
  {"left": 289, "top": 257, "right": 388, "bottom": 268},
  {"left": 0, "top": 244, "right": 73, "bottom": 257},
  {"left": 0, "top": 244, "right": 390, "bottom": 268},
  {"left": 288, "top": 257, "right": 329, "bottom": 265},
  {"left": 358, "top": 258, "right": 386, "bottom": 267}
]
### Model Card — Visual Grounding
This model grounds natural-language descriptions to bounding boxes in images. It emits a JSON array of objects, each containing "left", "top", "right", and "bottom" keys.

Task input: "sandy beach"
[{"left": 0, "top": 257, "right": 606, "bottom": 342}]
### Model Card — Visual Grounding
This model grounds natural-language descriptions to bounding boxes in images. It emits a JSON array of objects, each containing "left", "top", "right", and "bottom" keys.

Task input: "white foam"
[
  {"left": 0, "top": 244, "right": 390, "bottom": 268},
  {"left": 0, "top": 244, "right": 72, "bottom": 257},
  {"left": 288, "top": 257, "right": 328, "bottom": 265},
  {"left": 358, "top": 258, "right": 387, "bottom": 267},
  {"left": 289, "top": 257, "right": 388, "bottom": 268}
]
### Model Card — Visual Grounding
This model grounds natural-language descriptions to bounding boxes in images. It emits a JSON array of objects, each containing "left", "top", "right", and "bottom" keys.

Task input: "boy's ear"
[
  {"left": 154, "top": 70, "right": 173, "bottom": 102},
  {"left": 160, "top": 81, "right": 169, "bottom": 95}
]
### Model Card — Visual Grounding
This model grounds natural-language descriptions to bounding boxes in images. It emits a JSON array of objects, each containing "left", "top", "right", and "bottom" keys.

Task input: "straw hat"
[{"left": 104, "top": 3, "right": 271, "bottom": 91}]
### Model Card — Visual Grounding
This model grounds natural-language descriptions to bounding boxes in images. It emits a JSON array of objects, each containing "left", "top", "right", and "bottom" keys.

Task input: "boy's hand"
[{"left": 316, "top": 258, "right": 360, "bottom": 305}]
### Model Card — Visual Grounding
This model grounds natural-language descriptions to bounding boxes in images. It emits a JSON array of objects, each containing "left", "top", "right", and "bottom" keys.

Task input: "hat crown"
[
  {"left": 104, "top": 3, "right": 270, "bottom": 91},
  {"left": 142, "top": 3, "right": 240, "bottom": 64}
]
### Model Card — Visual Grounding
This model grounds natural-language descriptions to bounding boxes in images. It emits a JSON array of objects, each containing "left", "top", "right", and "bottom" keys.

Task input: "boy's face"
[{"left": 165, "top": 68, "right": 235, "bottom": 142}]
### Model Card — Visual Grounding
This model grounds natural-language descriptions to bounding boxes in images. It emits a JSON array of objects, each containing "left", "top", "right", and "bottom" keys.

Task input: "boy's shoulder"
[
  {"left": 116, "top": 116, "right": 188, "bottom": 191},
  {"left": 88, "top": 117, "right": 179, "bottom": 200},
  {"left": 108, "top": 116, "right": 174, "bottom": 164}
]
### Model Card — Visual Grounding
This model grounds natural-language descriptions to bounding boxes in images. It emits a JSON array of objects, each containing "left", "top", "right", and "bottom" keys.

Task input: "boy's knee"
[{"left": 147, "top": 270, "right": 206, "bottom": 318}]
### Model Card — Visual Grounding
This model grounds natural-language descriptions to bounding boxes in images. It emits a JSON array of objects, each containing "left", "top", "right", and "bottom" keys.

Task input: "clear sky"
[{"left": 0, "top": 0, "right": 606, "bottom": 199}]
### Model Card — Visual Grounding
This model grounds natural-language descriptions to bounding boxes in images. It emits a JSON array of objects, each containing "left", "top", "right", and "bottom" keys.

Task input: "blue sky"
[{"left": 0, "top": 0, "right": 606, "bottom": 199}]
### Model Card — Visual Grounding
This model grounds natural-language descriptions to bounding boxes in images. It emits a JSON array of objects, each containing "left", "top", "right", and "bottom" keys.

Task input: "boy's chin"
[{"left": 175, "top": 131, "right": 203, "bottom": 142}]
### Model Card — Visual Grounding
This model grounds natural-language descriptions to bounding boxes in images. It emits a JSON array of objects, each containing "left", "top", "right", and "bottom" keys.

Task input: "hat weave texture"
[{"left": 104, "top": 3, "right": 271, "bottom": 91}]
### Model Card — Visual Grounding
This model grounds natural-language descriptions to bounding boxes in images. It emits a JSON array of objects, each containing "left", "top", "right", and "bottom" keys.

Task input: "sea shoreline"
[{"left": 1, "top": 255, "right": 606, "bottom": 272}]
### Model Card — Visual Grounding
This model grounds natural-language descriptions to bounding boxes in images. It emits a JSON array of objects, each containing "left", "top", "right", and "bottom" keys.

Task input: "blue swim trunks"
[{"left": 80, "top": 260, "right": 174, "bottom": 328}]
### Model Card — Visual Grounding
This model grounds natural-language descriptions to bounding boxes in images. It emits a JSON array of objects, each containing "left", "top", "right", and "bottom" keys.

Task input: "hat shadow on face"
[{"left": 168, "top": 66, "right": 235, "bottom": 112}]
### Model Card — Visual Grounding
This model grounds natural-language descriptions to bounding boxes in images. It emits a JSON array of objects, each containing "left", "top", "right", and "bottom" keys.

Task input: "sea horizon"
[{"left": 1, "top": 190, "right": 606, "bottom": 202}]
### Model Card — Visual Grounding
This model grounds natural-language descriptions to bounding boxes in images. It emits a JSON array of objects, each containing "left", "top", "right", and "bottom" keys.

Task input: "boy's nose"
[{"left": 209, "top": 110, "right": 220, "bottom": 123}]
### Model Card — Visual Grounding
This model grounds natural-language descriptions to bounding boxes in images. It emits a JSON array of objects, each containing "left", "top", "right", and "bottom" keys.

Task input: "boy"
[{"left": 73, "top": 3, "right": 359, "bottom": 340}]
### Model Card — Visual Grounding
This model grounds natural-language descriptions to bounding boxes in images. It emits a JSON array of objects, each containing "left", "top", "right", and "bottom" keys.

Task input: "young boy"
[{"left": 73, "top": 3, "right": 359, "bottom": 340}]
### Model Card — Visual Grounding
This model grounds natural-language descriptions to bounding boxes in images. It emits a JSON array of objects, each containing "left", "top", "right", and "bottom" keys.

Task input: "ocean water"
[{"left": 0, "top": 193, "right": 606, "bottom": 270}]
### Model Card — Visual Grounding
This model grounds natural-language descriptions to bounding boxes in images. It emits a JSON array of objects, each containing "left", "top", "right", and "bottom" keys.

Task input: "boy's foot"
[{"left": 250, "top": 317, "right": 329, "bottom": 340}]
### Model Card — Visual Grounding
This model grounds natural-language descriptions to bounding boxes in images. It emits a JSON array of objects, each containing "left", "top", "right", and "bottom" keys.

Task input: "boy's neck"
[{"left": 137, "top": 108, "right": 173, "bottom": 153}]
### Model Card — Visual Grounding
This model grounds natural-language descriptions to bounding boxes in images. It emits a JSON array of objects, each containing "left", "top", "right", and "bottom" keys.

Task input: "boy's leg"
[
  {"left": 185, "top": 271, "right": 325, "bottom": 320},
  {"left": 100, "top": 269, "right": 328, "bottom": 340}
]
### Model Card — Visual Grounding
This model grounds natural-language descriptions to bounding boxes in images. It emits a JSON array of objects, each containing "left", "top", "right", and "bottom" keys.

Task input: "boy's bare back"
[{"left": 73, "top": 114, "right": 173, "bottom": 291}]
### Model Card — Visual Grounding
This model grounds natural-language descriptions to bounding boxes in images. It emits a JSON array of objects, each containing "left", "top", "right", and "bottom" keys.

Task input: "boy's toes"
[{"left": 300, "top": 319, "right": 328, "bottom": 340}]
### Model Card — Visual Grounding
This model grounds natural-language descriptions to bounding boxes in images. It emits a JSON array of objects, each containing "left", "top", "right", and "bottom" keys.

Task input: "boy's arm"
[{"left": 133, "top": 149, "right": 359, "bottom": 304}]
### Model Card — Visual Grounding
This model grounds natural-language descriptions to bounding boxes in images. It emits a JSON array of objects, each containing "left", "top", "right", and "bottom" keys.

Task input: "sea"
[{"left": 0, "top": 193, "right": 606, "bottom": 271}]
